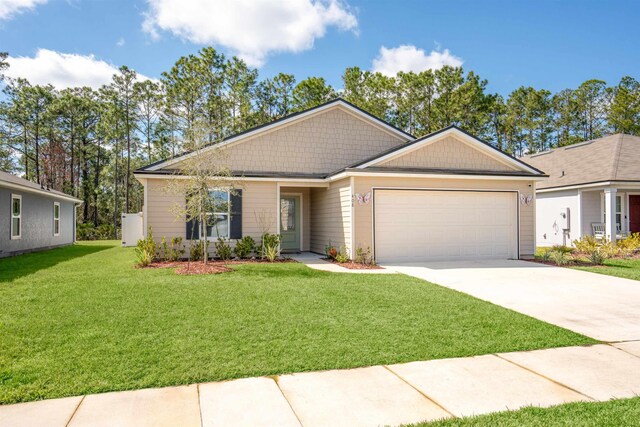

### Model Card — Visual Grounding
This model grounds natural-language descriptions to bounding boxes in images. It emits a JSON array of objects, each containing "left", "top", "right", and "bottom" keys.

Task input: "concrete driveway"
[{"left": 384, "top": 260, "right": 640, "bottom": 342}]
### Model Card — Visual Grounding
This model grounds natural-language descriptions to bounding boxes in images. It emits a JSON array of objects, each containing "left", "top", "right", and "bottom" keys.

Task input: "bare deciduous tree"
[{"left": 166, "top": 125, "right": 240, "bottom": 264}]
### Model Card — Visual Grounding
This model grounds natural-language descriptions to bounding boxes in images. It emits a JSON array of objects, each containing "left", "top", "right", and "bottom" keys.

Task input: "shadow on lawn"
[{"left": 0, "top": 243, "right": 112, "bottom": 283}]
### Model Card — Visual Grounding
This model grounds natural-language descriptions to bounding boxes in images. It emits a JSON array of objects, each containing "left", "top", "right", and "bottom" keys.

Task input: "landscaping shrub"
[
  {"left": 355, "top": 246, "right": 373, "bottom": 265},
  {"left": 214, "top": 238, "right": 232, "bottom": 260},
  {"left": 260, "top": 233, "right": 281, "bottom": 259},
  {"left": 325, "top": 243, "right": 338, "bottom": 259},
  {"left": 599, "top": 238, "right": 620, "bottom": 259},
  {"left": 159, "top": 237, "right": 169, "bottom": 260},
  {"left": 573, "top": 235, "right": 598, "bottom": 253},
  {"left": 551, "top": 245, "right": 574, "bottom": 254},
  {"left": 548, "top": 249, "right": 571, "bottom": 266},
  {"left": 538, "top": 248, "right": 552, "bottom": 262},
  {"left": 588, "top": 248, "right": 605, "bottom": 266},
  {"left": 135, "top": 227, "right": 157, "bottom": 267},
  {"left": 264, "top": 244, "right": 279, "bottom": 262},
  {"left": 234, "top": 236, "right": 255, "bottom": 259},
  {"left": 572, "top": 236, "right": 618, "bottom": 265},
  {"left": 189, "top": 240, "right": 204, "bottom": 261},
  {"left": 334, "top": 250, "right": 350, "bottom": 263},
  {"left": 618, "top": 233, "right": 640, "bottom": 256},
  {"left": 167, "top": 237, "right": 185, "bottom": 261}
]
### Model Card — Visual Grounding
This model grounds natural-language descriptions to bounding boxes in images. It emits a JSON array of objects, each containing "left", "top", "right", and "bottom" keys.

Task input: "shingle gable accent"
[
  {"left": 167, "top": 107, "right": 408, "bottom": 175},
  {"left": 139, "top": 98, "right": 414, "bottom": 173},
  {"left": 376, "top": 134, "right": 518, "bottom": 172}
]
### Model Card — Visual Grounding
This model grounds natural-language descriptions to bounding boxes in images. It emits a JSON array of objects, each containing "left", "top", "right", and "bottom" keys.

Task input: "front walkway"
[
  {"left": 2, "top": 342, "right": 640, "bottom": 427},
  {"left": 290, "top": 252, "right": 394, "bottom": 274},
  {"left": 384, "top": 260, "right": 640, "bottom": 342}
]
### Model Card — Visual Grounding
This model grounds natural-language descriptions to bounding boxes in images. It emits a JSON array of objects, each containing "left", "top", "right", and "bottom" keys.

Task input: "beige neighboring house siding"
[
  {"left": 144, "top": 178, "right": 278, "bottom": 243},
  {"left": 310, "top": 178, "right": 352, "bottom": 254},
  {"left": 377, "top": 135, "right": 518, "bottom": 172},
  {"left": 169, "top": 107, "right": 406, "bottom": 175},
  {"left": 352, "top": 176, "right": 536, "bottom": 258}
]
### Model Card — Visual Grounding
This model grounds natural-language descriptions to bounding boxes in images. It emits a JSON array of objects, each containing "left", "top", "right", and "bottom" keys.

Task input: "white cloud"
[
  {"left": 5, "top": 49, "right": 153, "bottom": 89},
  {"left": 142, "top": 0, "right": 358, "bottom": 67},
  {"left": 116, "top": 37, "right": 126, "bottom": 47},
  {"left": 372, "top": 45, "right": 463, "bottom": 76},
  {"left": 0, "top": 0, "right": 47, "bottom": 20}
]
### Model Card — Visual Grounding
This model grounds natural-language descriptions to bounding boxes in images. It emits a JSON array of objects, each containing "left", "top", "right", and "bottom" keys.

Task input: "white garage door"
[{"left": 374, "top": 190, "right": 518, "bottom": 263}]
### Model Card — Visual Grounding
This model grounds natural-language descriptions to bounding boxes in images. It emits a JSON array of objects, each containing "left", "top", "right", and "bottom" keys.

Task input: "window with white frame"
[
  {"left": 11, "top": 194, "right": 21, "bottom": 239},
  {"left": 53, "top": 202, "right": 60, "bottom": 236},
  {"left": 205, "top": 190, "right": 230, "bottom": 239},
  {"left": 601, "top": 194, "right": 623, "bottom": 229}
]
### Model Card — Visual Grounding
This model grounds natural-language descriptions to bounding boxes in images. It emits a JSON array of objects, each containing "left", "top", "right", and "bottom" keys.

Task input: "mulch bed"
[
  {"left": 529, "top": 259, "right": 602, "bottom": 267},
  {"left": 147, "top": 258, "right": 295, "bottom": 275},
  {"left": 530, "top": 252, "right": 640, "bottom": 268},
  {"left": 322, "top": 258, "right": 383, "bottom": 270}
]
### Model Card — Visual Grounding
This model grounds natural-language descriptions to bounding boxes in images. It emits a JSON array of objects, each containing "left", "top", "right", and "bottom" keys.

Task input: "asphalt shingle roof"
[
  {"left": 521, "top": 134, "right": 640, "bottom": 190},
  {"left": 0, "top": 171, "right": 82, "bottom": 202}
]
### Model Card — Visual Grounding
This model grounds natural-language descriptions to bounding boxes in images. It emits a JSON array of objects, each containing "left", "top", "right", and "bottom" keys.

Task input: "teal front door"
[{"left": 280, "top": 195, "right": 301, "bottom": 252}]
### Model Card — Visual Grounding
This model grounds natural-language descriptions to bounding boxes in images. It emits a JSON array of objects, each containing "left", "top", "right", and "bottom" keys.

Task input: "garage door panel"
[{"left": 375, "top": 190, "right": 518, "bottom": 262}]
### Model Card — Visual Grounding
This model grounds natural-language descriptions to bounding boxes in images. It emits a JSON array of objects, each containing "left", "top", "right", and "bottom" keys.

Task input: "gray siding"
[{"left": 0, "top": 187, "right": 76, "bottom": 258}]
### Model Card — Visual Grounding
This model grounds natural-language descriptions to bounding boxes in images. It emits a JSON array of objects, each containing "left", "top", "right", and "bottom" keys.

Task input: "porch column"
[{"left": 604, "top": 188, "right": 617, "bottom": 243}]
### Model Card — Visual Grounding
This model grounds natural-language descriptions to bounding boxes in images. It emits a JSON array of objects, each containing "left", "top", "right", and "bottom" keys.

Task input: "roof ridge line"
[{"left": 611, "top": 133, "right": 625, "bottom": 181}]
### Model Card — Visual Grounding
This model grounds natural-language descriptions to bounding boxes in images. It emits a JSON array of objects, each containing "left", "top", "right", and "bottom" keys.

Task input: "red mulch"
[
  {"left": 145, "top": 258, "right": 294, "bottom": 275},
  {"left": 322, "top": 258, "right": 382, "bottom": 270}
]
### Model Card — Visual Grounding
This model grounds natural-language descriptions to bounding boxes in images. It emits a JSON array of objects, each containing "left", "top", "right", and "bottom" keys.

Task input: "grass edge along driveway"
[
  {"left": 410, "top": 396, "right": 640, "bottom": 426},
  {"left": 0, "top": 242, "right": 595, "bottom": 404}
]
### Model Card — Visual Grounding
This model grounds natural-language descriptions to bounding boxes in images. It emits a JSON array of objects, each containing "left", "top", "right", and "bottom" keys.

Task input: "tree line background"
[{"left": 0, "top": 48, "right": 639, "bottom": 238}]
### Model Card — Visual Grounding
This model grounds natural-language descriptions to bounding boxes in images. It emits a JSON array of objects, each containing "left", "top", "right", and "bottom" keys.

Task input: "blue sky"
[{"left": 2, "top": 0, "right": 639, "bottom": 95}]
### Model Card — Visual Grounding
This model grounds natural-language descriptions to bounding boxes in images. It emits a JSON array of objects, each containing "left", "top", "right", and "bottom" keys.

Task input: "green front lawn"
[
  {"left": 0, "top": 242, "right": 594, "bottom": 404},
  {"left": 413, "top": 397, "right": 640, "bottom": 426},
  {"left": 572, "top": 258, "right": 640, "bottom": 281},
  {"left": 537, "top": 247, "right": 640, "bottom": 281}
]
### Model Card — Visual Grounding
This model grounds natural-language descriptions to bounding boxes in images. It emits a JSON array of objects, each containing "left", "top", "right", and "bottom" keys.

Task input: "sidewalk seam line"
[
  {"left": 272, "top": 375, "right": 304, "bottom": 427},
  {"left": 493, "top": 353, "right": 596, "bottom": 401},
  {"left": 605, "top": 342, "right": 640, "bottom": 360},
  {"left": 197, "top": 383, "right": 204, "bottom": 427},
  {"left": 382, "top": 365, "right": 457, "bottom": 419},
  {"left": 64, "top": 395, "right": 85, "bottom": 427}
]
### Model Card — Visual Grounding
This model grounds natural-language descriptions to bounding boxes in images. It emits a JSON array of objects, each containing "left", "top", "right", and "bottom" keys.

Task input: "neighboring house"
[
  {"left": 134, "top": 99, "right": 546, "bottom": 263},
  {"left": 1, "top": 171, "right": 82, "bottom": 258},
  {"left": 522, "top": 134, "right": 640, "bottom": 247}
]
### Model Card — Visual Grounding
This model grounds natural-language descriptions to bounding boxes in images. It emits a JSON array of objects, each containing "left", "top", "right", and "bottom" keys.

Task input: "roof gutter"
[
  {"left": 328, "top": 170, "right": 547, "bottom": 182},
  {"left": 537, "top": 180, "right": 640, "bottom": 193},
  {"left": 0, "top": 181, "right": 83, "bottom": 204}
]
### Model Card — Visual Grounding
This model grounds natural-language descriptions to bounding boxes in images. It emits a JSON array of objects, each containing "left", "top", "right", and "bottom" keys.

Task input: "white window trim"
[
  {"left": 205, "top": 189, "right": 231, "bottom": 240},
  {"left": 53, "top": 202, "right": 61, "bottom": 237},
  {"left": 11, "top": 194, "right": 22, "bottom": 240},
  {"left": 600, "top": 192, "right": 624, "bottom": 231}
]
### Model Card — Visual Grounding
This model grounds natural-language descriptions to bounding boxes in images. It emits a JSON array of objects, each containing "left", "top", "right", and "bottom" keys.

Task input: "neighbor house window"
[
  {"left": 11, "top": 194, "right": 21, "bottom": 239},
  {"left": 53, "top": 202, "right": 60, "bottom": 236},
  {"left": 205, "top": 190, "right": 230, "bottom": 239},
  {"left": 601, "top": 194, "right": 623, "bottom": 228}
]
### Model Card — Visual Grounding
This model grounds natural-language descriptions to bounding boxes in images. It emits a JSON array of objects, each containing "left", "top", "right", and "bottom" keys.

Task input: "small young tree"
[{"left": 166, "top": 124, "right": 240, "bottom": 264}]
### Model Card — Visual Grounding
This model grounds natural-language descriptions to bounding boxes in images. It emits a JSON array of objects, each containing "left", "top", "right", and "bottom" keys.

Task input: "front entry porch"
[
  {"left": 278, "top": 186, "right": 312, "bottom": 253},
  {"left": 581, "top": 188, "right": 640, "bottom": 242}
]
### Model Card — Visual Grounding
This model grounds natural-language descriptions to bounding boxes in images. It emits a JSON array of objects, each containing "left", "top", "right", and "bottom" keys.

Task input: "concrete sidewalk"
[{"left": 2, "top": 342, "right": 640, "bottom": 427}]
